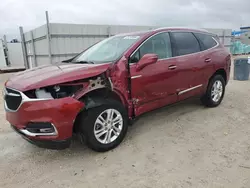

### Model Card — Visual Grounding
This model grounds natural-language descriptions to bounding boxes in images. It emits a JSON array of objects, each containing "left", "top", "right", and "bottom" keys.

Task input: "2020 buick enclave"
[{"left": 4, "top": 27, "right": 231, "bottom": 151}]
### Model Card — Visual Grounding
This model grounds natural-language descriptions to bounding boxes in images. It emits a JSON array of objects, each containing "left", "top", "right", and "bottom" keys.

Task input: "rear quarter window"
[{"left": 194, "top": 33, "right": 218, "bottom": 50}]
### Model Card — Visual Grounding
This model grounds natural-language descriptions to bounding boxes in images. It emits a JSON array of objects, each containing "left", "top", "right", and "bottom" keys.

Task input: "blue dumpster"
[{"left": 234, "top": 58, "right": 250, "bottom": 81}]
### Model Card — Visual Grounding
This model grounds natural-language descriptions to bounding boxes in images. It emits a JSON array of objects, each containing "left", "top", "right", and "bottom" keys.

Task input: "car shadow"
[
  {"left": 70, "top": 97, "right": 203, "bottom": 150},
  {"left": 126, "top": 97, "right": 205, "bottom": 137}
]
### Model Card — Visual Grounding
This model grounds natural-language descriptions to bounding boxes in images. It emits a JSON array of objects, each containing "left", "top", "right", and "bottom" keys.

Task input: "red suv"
[{"left": 4, "top": 28, "right": 231, "bottom": 152}]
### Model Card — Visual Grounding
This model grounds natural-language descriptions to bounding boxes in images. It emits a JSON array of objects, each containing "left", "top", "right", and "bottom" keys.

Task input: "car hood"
[{"left": 6, "top": 62, "right": 112, "bottom": 91}]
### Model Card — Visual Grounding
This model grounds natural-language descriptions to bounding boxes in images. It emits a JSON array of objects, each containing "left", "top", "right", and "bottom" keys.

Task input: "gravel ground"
[{"left": 1, "top": 59, "right": 250, "bottom": 188}]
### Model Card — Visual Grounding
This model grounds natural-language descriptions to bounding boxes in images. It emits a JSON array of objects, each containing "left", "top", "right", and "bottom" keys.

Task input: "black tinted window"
[
  {"left": 172, "top": 32, "right": 200, "bottom": 56},
  {"left": 194, "top": 33, "right": 217, "bottom": 50},
  {"left": 130, "top": 33, "right": 172, "bottom": 63}
]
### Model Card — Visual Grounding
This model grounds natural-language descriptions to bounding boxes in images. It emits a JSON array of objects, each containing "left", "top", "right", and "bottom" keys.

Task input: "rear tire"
[
  {"left": 201, "top": 74, "right": 225, "bottom": 107},
  {"left": 79, "top": 99, "right": 128, "bottom": 152}
]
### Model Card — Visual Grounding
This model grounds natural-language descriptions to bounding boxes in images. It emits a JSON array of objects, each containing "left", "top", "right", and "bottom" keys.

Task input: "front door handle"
[
  {"left": 168, "top": 65, "right": 177, "bottom": 70},
  {"left": 205, "top": 58, "right": 211, "bottom": 63}
]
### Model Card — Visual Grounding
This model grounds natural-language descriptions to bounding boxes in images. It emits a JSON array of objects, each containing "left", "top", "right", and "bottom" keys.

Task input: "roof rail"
[{"left": 154, "top": 27, "right": 209, "bottom": 32}]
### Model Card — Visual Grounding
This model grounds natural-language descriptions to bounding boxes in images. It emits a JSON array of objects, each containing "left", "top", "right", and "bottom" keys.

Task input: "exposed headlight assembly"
[
  {"left": 25, "top": 84, "right": 83, "bottom": 100},
  {"left": 44, "top": 84, "right": 83, "bottom": 99},
  {"left": 54, "top": 85, "right": 61, "bottom": 92}
]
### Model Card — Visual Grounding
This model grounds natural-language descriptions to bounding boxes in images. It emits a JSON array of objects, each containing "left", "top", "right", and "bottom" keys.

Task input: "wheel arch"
[
  {"left": 81, "top": 88, "right": 127, "bottom": 107},
  {"left": 73, "top": 88, "right": 127, "bottom": 133},
  {"left": 201, "top": 70, "right": 226, "bottom": 107},
  {"left": 210, "top": 68, "right": 227, "bottom": 84}
]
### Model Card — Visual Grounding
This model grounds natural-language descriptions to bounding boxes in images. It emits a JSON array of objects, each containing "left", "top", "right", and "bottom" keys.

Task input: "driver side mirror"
[{"left": 136, "top": 54, "right": 158, "bottom": 71}]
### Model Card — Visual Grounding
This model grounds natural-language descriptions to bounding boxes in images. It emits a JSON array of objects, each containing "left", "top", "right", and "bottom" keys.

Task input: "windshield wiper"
[{"left": 71, "top": 61, "right": 95, "bottom": 64}]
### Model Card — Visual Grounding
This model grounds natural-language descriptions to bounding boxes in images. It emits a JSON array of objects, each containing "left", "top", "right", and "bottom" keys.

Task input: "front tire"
[
  {"left": 201, "top": 74, "right": 225, "bottom": 107},
  {"left": 79, "top": 99, "right": 128, "bottom": 152}
]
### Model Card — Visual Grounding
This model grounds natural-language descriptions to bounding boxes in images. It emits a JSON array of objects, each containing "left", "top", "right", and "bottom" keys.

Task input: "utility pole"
[
  {"left": 19, "top": 26, "right": 29, "bottom": 69},
  {"left": 3, "top": 35, "right": 10, "bottom": 66},
  {"left": 46, "top": 11, "right": 52, "bottom": 64}
]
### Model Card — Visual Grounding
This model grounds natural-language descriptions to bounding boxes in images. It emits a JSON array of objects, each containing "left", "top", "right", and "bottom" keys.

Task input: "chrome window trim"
[
  {"left": 129, "top": 31, "right": 219, "bottom": 66},
  {"left": 4, "top": 87, "right": 53, "bottom": 112}
]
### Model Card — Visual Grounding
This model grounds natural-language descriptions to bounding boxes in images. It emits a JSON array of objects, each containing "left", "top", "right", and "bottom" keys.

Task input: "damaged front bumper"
[
  {"left": 11, "top": 124, "right": 71, "bottom": 150},
  {"left": 4, "top": 87, "right": 84, "bottom": 149}
]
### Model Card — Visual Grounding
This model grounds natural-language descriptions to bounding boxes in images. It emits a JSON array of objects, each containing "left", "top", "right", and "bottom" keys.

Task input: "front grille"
[
  {"left": 6, "top": 88, "right": 20, "bottom": 95},
  {"left": 4, "top": 88, "right": 22, "bottom": 111},
  {"left": 24, "top": 90, "right": 36, "bottom": 99}
]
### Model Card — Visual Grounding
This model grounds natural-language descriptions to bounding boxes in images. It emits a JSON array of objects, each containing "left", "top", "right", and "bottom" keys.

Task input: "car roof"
[
  {"left": 154, "top": 27, "right": 217, "bottom": 35},
  {"left": 115, "top": 30, "right": 153, "bottom": 37}
]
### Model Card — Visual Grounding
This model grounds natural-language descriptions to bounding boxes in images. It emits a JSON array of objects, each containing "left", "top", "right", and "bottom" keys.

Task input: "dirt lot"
[{"left": 1, "top": 59, "right": 250, "bottom": 188}]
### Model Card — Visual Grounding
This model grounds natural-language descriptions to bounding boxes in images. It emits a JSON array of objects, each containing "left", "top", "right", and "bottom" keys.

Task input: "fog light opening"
[
  {"left": 39, "top": 127, "right": 55, "bottom": 133},
  {"left": 23, "top": 122, "right": 58, "bottom": 136}
]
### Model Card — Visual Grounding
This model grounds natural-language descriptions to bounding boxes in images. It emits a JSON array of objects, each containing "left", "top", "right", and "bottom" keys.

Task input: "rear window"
[
  {"left": 172, "top": 32, "right": 200, "bottom": 56},
  {"left": 194, "top": 33, "right": 218, "bottom": 50}
]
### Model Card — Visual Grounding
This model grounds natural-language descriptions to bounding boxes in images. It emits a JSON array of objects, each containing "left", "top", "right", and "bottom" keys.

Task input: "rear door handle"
[
  {"left": 205, "top": 58, "right": 211, "bottom": 63},
  {"left": 168, "top": 65, "right": 177, "bottom": 70}
]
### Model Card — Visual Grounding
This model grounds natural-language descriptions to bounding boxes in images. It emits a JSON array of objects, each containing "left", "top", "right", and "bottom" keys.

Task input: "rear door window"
[
  {"left": 171, "top": 32, "right": 201, "bottom": 56},
  {"left": 194, "top": 33, "right": 218, "bottom": 50}
]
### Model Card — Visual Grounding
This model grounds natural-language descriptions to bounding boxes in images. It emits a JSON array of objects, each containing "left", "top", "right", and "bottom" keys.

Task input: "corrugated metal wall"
[
  {"left": 7, "top": 43, "right": 25, "bottom": 67},
  {"left": 23, "top": 23, "right": 232, "bottom": 67},
  {"left": 24, "top": 25, "right": 48, "bottom": 67}
]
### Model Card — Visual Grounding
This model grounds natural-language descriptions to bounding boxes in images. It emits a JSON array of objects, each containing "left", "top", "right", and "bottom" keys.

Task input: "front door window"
[{"left": 130, "top": 32, "right": 172, "bottom": 63}]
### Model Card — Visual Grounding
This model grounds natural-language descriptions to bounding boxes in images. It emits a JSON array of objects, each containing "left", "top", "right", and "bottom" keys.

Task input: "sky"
[{"left": 0, "top": 0, "right": 249, "bottom": 40}]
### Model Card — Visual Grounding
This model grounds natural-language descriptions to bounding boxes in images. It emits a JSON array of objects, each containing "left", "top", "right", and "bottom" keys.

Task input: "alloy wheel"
[
  {"left": 211, "top": 80, "right": 223, "bottom": 102},
  {"left": 94, "top": 109, "right": 123, "bottom": 144}
]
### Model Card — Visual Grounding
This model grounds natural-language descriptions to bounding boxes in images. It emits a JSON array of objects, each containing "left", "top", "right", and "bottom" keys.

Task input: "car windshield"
[{"left": 72, "top": 35, "right": 141, "bottom": 64}]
